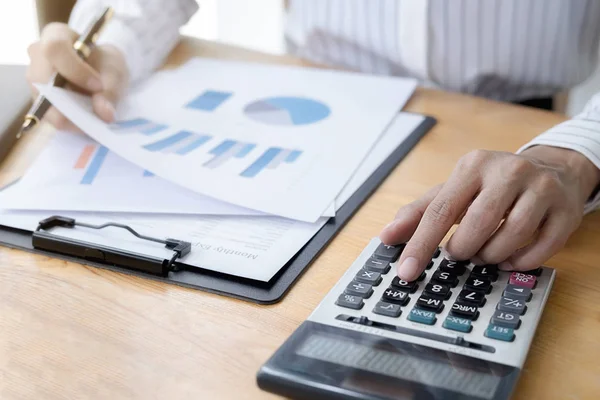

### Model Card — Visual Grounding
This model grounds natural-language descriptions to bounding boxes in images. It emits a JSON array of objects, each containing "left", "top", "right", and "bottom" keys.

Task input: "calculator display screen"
[{"left": 258, "top": 321, "right": 519, "bottom": 400}]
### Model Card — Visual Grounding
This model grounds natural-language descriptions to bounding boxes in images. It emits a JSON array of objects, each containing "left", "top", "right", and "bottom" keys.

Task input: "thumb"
[{"left": 379, "top": 184, "right": 442, "bottom": 245}]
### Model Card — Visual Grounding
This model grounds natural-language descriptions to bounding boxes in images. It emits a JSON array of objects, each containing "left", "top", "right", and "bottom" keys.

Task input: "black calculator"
[{"left": 257, "top": 238, "right": 555, "bottom": 400}]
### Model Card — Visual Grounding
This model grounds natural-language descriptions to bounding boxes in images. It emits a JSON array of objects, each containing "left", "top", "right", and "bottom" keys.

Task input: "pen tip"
[{"left": 18, "top": 118, "right": 37, "bottom": 138}]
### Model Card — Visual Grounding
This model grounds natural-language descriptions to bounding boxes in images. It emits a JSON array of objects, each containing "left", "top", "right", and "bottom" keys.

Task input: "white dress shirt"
[{"left": 69, "top": 0, "right": 600, "bottom": 210}]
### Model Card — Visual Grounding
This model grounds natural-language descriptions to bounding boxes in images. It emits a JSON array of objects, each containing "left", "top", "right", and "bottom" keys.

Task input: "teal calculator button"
[
  {"left": 443, "top": 316, "right": 472, "bottom": 333},
  {"left": 485, "top": 324, "right": 515, "bottom": 342},
  {"left": 408, "top": 308, "right": 437, "bottom": 325}
]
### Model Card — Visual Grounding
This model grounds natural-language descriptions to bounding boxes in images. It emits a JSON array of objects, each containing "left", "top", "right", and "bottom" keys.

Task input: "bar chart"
[
  {"left": 241, "top": 147, "right": 302, "bottom": 178},
  {"left": 111, "top": 118, "right": 168, "bottom": 135},
  {"left": 203, "top": 140, "right": 256, "bottom": 169},
  {"left": 143, "top": 131, "right": 212, "bottom": 155},
  {"left": 185, "top": 90, "right": 232, "bottom": 112},
  {"left": 74, "top": 144, "right": 109, "bottom": 185}
]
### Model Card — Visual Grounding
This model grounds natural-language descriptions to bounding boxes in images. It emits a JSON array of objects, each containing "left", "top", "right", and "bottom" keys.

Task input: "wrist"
[{"left": 522, "top": 145, "right": 600, "bottom": 201}]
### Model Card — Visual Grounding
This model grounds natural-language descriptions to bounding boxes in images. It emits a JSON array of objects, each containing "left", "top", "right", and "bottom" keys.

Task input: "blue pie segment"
[{"left": 244, "top": 97, "right": 331, "bottom": 126}]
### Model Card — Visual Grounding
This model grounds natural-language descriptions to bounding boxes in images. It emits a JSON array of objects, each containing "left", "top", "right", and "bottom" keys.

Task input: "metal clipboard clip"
[{"left": 32, "top": 216, "right": 192, "bottom": 277}]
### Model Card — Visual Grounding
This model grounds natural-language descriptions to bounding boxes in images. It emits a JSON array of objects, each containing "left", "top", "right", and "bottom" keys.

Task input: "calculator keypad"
[{"left": 331, "top": 240, "right": 551, "bottom": 351}]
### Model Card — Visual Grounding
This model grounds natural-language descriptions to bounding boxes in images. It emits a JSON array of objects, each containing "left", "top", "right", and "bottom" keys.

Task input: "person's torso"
[{"left": 285, "top": 0, "right": 600, "bottom": 101}]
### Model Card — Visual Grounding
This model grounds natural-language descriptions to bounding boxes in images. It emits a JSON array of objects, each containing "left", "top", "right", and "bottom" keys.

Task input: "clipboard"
[{"left": 0, "top": 116, "right": 436, "bottom": 304}]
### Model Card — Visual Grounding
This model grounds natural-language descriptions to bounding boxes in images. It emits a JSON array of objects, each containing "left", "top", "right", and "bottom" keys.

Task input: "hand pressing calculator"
[{"left": 257, "top": 238, "right": 555, "bottom": 400}]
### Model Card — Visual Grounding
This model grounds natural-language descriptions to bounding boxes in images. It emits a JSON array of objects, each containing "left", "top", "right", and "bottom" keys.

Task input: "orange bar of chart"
[{"left": 74, "top": 144, "right": 96, "bottom": 169}]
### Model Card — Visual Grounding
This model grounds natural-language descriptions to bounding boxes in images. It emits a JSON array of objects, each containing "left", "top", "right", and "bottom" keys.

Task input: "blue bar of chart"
[
  {"left": 240, "top": 148, "right": 303, "bottom": 178},
  {"left": 80, "top": 146, "right": 109, "bottom": 185},
  {"left": 203, "top": 140, "right": 256, "bottom": 169},
  {"left": 143, "top": 131, "right": 211, "bottom": 155},
  {"left": 186, "top": 90, "right": 232, "bottom": 112},
  {"left": 111, "top": 118, "right": 168, "bottom": 135}
]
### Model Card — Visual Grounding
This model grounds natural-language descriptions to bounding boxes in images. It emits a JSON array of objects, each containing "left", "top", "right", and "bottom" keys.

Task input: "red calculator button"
[{"left": 509, "top": 272, "right": 536, "bottom": 289}]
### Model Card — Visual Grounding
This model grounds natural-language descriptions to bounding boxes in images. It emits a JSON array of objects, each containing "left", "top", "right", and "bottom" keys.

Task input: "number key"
[
  {"left": 431, "top": 269, "right": 459, "bottom": 287},
  {"left": 424, "top": 283, "right": 451, "bottom": 299},
  {"left": 391, "top": 276, "right": 419, "bottom": 293},
  {"left": 457, "top": 289, "right": 486, "bottom": 307},
  {"left": 471, "top": 264, "right": 498, "bottom": 281},
  {"left": 439, "top": 259, "right": 467, "bottom": 276},
  {"left": 464, "top": 276, "right": 492, "bottom": 293}
]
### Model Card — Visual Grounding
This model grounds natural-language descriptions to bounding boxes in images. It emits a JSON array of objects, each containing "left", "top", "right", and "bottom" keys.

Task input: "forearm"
[{"left": 69, "top": 0, "right": 198, "bottom": 84}]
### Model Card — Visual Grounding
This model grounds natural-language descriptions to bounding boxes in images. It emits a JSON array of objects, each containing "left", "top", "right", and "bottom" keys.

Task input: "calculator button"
[
  {"left": 426, "top": 260, "right": 434, "bottom": 270},
  {"left": 373, "top": 302, "right": 402, "bottom": 318},
  {"left": 471, "top": 265, "right": 499, "bottom": 281},
  {"left": 443, "top": 316, "right": 472, "bottom": 333},
  {"left": 355, "top": 269, "right": 382, "bottom": 286},
  {"left": 382, "top": 288, "right": 410, "bottom": 306},
  {"left": 451, "top": 303, "right": 480, "bottom": 320},
  {"left": 485, "top": 324, "right": 515, "bottom": 342},
  {"left": 491, "top": 310, "right": 521, "bottom": 329},
  {"left": 497, "top": 297, "right": 527, "bottom": 315},
  {"left": 431, "top": 270, "right": 459, "bottom": 287},
  {"left": 464, "top": 276, "right": 492, "bottom": 293},
  {"left": 408, "top": 308, "right": 437, "bottom": 325},
  {"left": 433, "top": 247, "right": 441, "bottom": 259},
  {"left": 415, "top": 294, "right": 445, "bottom": 313},
  {"left": 424, "top": 283, "right": 451, "bottom": 300},
  {"left": 373, "top": 243, "right": 403, "bottom": 261},
  {"left": 503, "top": 284, "right": 532, "bottom": 302},
  {"left": 439, "top": 259, "right": 467, "bottom": 276},
  {"left": 364, "top": 258, "right": 391, "bottom": 274},
  {"left": 509, "top": 272, "right": 537, "bottom": 289},
  {"left": 336, "top": 294, "right": 364, "bottom": 310},
  {"left": 457, "top": 289, "right": 486, "bottom": 307},
  {"left": 391, "top": 276, "right": 418, "bottom": 293},
  {"left": 345, "top": 282, "right": 373, "bottom": 298}
]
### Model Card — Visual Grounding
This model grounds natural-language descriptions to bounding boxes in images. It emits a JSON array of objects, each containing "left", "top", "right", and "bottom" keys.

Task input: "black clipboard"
[{"left": 0, "top": 115, "right": 436, "bottom": 304}]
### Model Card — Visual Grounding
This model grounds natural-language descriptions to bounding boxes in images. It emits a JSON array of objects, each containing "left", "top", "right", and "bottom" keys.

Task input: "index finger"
[{"left": 397, "top": 171, "right": 480, "bottom": 281}]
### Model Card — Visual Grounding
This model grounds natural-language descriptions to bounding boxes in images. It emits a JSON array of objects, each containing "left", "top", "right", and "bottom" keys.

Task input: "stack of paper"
[{"left": 0, "top": 58, "right": 422, "bottom": 281}]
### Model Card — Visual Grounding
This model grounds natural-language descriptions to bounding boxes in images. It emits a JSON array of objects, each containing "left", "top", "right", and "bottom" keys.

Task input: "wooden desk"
[{"left": 1, "top": 38, "right": 599, "bottom": 400}]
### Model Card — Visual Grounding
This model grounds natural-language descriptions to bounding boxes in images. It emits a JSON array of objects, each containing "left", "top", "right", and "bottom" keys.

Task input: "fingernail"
[
  {"left": 100, "top": 96, "right": 116, "bottom": 121},
  {"left": 471, "top": 256, "right": 484, "bottom": 265},
  {"left": 397, "top": 257, "right": 420, "bottom": 281},
  {"left": 498, "top": 261, "right": 513, "bottom": 271},
  {"left": 87, "top": 77, "right": 104, "bottom": 91}
]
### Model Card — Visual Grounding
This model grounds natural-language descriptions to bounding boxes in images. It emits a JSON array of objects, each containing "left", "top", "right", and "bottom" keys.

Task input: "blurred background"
[{"left": 2, "top": 0, "right": 598, "bottom": 116}]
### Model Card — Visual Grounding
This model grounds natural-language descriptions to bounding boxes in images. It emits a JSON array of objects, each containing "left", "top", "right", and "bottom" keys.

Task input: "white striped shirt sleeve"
[
  {"left": 69, "top": 0, "right": 198, "bottom": 84},
  {"left": 518, "top": 92, "right": 600, "bottom": 213}
]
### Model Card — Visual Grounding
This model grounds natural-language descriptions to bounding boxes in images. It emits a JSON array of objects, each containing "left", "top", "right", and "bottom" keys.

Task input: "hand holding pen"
[{"left": 22, "top": 7, "right": 129, "bottom": 136}]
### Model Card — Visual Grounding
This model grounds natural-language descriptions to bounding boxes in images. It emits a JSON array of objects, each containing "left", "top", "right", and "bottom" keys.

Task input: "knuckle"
[
  {"left": 505, "top": 212, "right": 535, "bottom": 238},
  {"left": 426, "top": 199, "right": 455, "bottom": 224},
  {"left": 503, "top": 156, "right": 533, "bottom": 179},
  {"left": 27, "top": 42, "right": 39, "bottom": 58},
  {"left": 458, "top": 149, "right": 490, "bottom": 170},
  {"left": 40, "top": 37, "right": 71, "bottom": 60},
  {"left": 445, "top": 243, "right": 473, "bottom": 262},
  {"left": 478, "top": 251, "right": 505, "bottom": 265},
  {"left": 534, "top": 171, "right": 562, "bottom": 195}
]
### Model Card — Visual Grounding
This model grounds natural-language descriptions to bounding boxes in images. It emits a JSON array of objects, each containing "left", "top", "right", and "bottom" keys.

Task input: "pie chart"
[{"left": 244, "top": 97, "right": 331, "bottom": 126}]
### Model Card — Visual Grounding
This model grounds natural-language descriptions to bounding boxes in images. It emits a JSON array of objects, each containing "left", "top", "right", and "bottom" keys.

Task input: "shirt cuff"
[{"left": 517, "top": 118, "right": 600, "bottom": 214}]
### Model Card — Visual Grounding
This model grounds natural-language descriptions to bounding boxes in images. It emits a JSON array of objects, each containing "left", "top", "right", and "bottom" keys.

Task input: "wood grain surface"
[{"left": 1, "top": 37, "right": 599, "bottom": 400}]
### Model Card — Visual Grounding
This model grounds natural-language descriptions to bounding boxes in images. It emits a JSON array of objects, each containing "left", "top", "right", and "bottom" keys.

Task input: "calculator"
[{"left": 257, "top": 238, "right": 555, "bottom": 400}]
